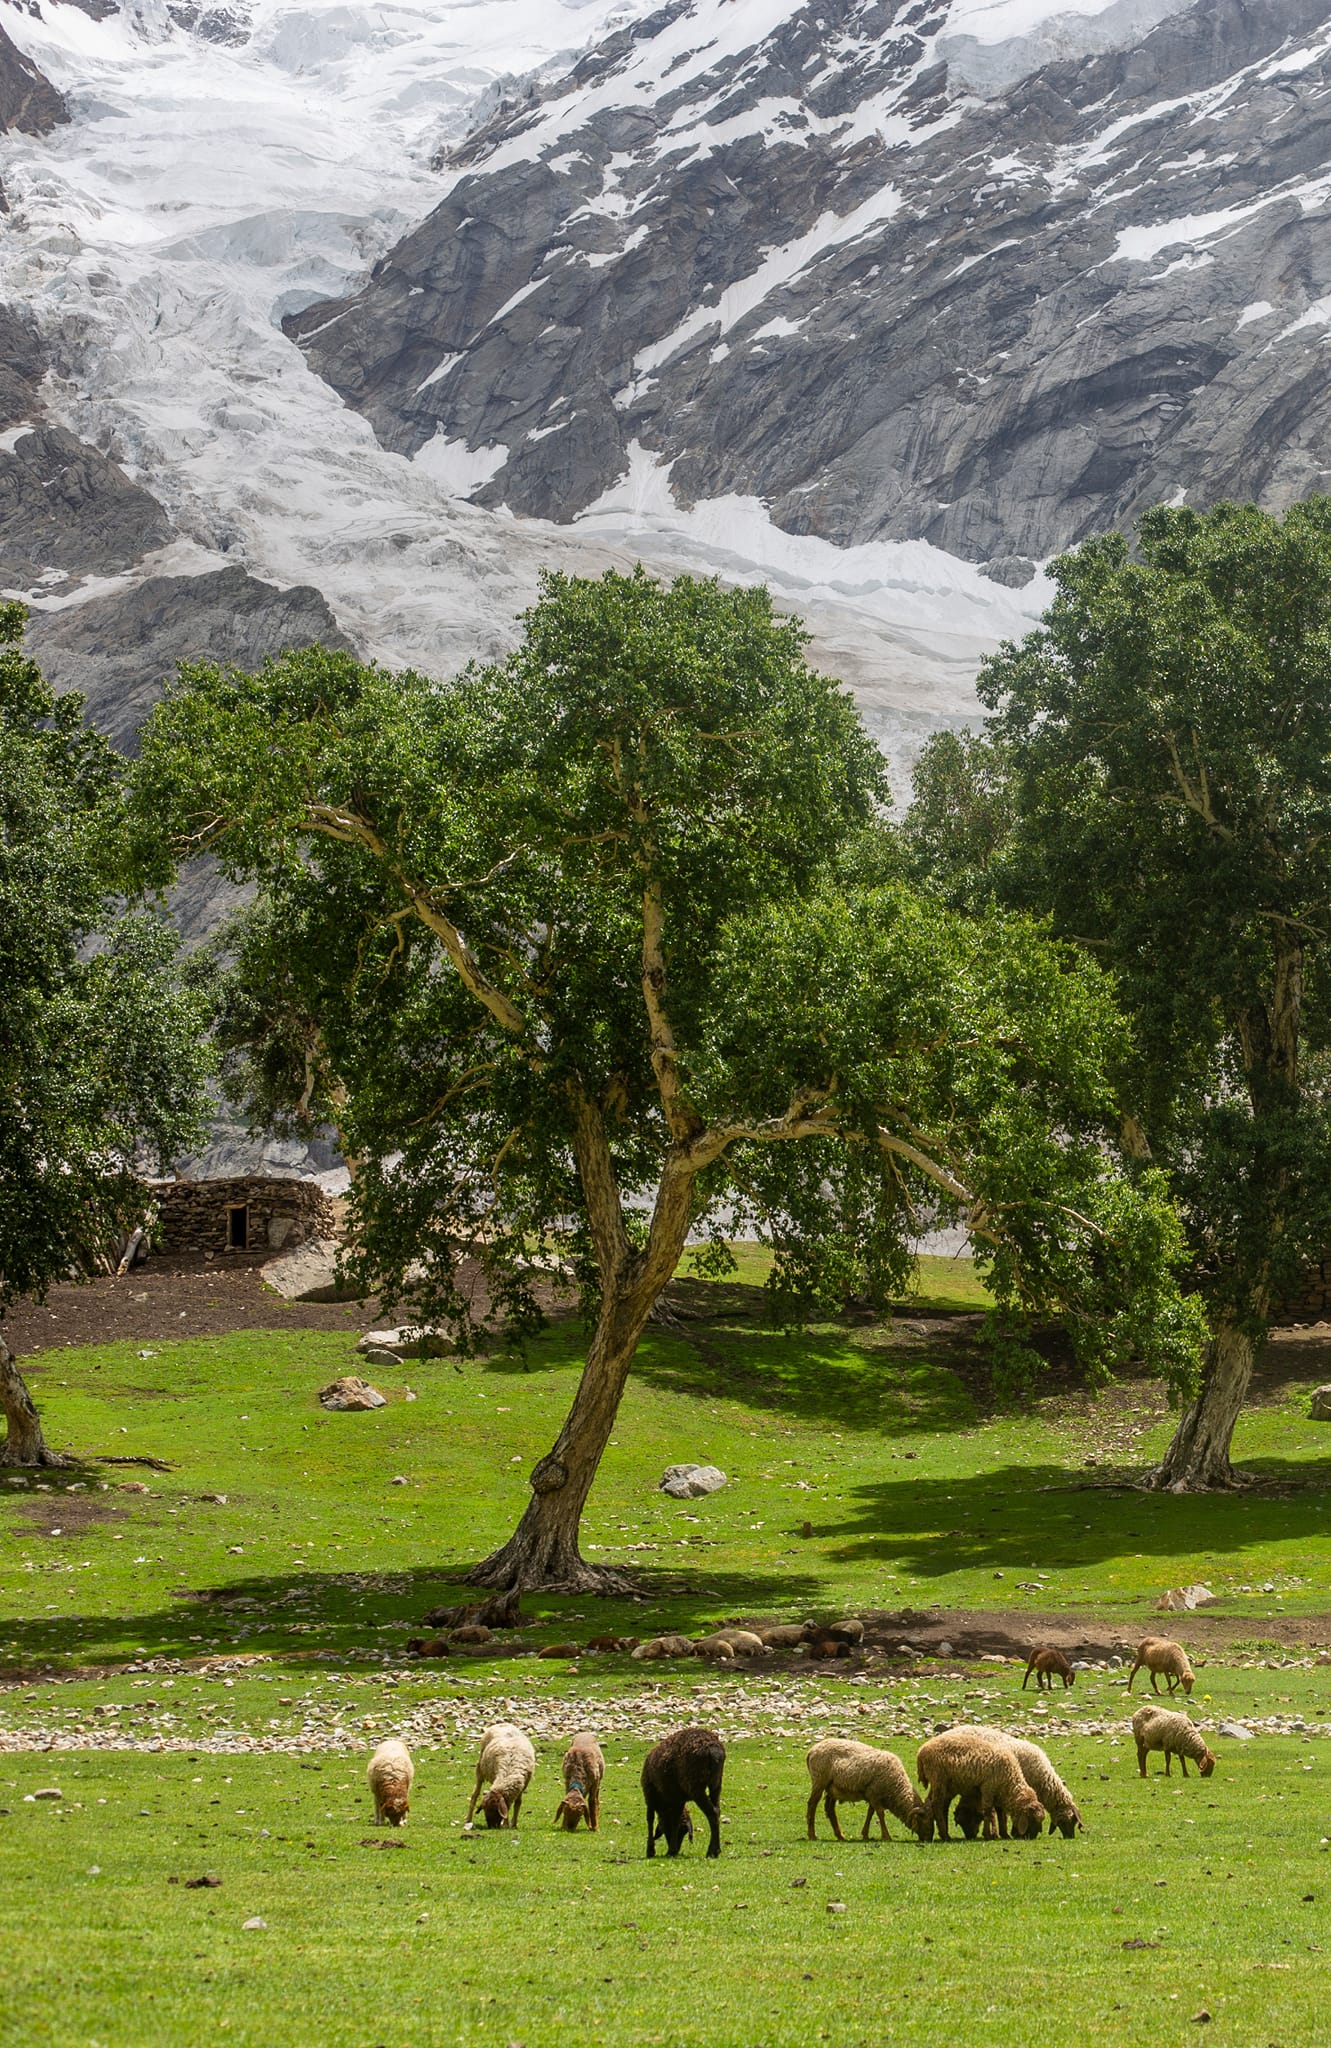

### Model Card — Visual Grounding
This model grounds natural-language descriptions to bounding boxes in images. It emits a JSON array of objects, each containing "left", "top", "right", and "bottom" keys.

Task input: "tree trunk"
[
  {"left": 467, "top": 1289, "right": 651, "bottom": 1592},
  {"left": 0, "top": 1338, "right": 64, "bottom": 1467},
  {"left": 1148, "top": 1321, "right": 1258, "bottom": 1491}
]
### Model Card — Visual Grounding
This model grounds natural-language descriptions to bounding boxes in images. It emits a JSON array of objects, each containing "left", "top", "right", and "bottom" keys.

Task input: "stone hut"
[{"left": 149, "top": 1176, "right": 338, "bottom": 1256}]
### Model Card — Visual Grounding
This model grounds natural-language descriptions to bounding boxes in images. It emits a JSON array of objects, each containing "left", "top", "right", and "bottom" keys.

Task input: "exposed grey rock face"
[
  {"left": 0, "top": 22, "right": 69, "bottom": 134},
  {"left": 25, "top": 563, "right": 353, "bottom": 752},
  {"left": 0, "top": 304, "right": 46, "bottom": 427},
  {"left": 0, "top": 424, "right": 170, "bottom": 586},
  {"left": 289, "top": 0, "right": 1331, "bottom": 567}
]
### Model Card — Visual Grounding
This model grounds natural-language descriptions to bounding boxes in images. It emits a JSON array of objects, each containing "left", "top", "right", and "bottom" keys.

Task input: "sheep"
[
  {"left": 916, "top": 1727, "right": 1045, "bottom": 1842},
  {"left": 586, "top": 1635, "right": 639, "bottom": 1654},
  {"left": 367, "top": 1738, "right": 414, "bottom": 1827},
  {"left": 1127, "top": 1637, "right": 1196, "bottom": 1695},
  {"left": 536, "top": 1643, "right": 581, "bottom": 1660},
  {"left": 1023, "top": 1647, "right": 1075, "bottom": 1692},
  {"left": 758, "top": 1622, "right": 815, "bottom": 1650},
  {"left": 803, "top": 1637, "right": 852, "bottom": 1661},
  {"left": 404, "top": 1635, "right": 448, "bottom": 1659},
  {"left": 804, "top": 1738, "right": 931, "bottom": 1843},
  {"left": 466, "top": 1722, "right": 537, "bottom": 1829},
  {"left": 1132, "top": 1706, "right": 1217, "bottom": 1779},
  {"left": 554, "top": 1732, "right": 604, "bottom": 1832},
  {"left": 823, "top": 1619, "right": 865, "bottom": 1646},
  {"left": 695, "top": 1629, "right": 766, "bottom": 1659},
  {"left": 631, "top": 1633, "right": 696, "bottom": 1661},
  {"left": 642, "top": 1726, "right": 725, "bottom": 1859},
  {"left": 953, "top": 1733, "right": 1083, "bottom": 1838}
]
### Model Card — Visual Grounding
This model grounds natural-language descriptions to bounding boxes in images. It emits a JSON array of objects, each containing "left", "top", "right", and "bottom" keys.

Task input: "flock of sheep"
[{"left": 364, "top": 1631, "right": 1218, "bottom": 1853}]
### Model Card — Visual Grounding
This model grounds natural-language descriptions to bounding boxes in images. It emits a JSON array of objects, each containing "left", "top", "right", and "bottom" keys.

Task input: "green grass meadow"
[{"left": 4, "top": 1261, "right": 1331, "bottom": 2042}]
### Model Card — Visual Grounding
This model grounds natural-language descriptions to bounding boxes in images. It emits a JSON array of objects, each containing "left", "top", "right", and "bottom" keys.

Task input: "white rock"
[
  {"left": 659, "top": 1463, "right": 727, "bottom": 1498},
  {"left": 356, "top": 1326, "right": 454, "bottom": 1361},
  {"left": 1217, "top": 1721, "right": 1254, "bottom": 1741},
  {"left": 242, "top": 1916, "right": 267, "bottom": 1930},
  {"left": 318, "top": 1376, "right": 386, "bottom": 1412},
  {"left": 1310, "top": 1384, "right": 1331, "bottom": 1420}
]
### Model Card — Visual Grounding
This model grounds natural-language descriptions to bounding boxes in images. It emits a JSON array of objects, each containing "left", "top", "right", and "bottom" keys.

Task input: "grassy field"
[{"left": 3, "top": 1261, "right": 1331, "bottom": 2043}]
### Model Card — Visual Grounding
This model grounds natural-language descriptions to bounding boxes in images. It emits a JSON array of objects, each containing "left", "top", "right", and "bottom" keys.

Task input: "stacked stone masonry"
[{"left": 148, "top": 1177, "right": 337, "bottom": 1255}]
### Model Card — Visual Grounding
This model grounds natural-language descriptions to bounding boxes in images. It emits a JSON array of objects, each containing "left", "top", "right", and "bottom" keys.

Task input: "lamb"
[
  {"left": 642, "top": 1725, "right": 726, "bottom": 1859},
  {"left": 631, "top": 1633, "right": 696, "bottom": 1661},
  {"left": 953, "top": 1732, "right": 1083, "bottom": 1838},
  {"left": 916, "top": 1727, "right": 1045, "bottom": 1842},
  {"left": 367, "top": 1738, "right": 414, "bottom": 1827},
  {"left": 554, "top": 1732, "right": 604, "bottom": 1832},
  {"left": 1023, "top": 1647, "right": 1075, "bottom": 1691},
  {"left": 1127, "top": 1637, "right": 1196, "bottom": 1695},
  {"left": 466, "top": 1722, "right": 537, "bottom": 1829},
  {"left": 805, "top": 1738, "right": 931, "bottom": 1843},
  {"left": 803, "top": 1637, "right": 853, "bottom": 1661},
  {"left": 1132, "top": 1706, "right": 1217, "bottom": 1779}
]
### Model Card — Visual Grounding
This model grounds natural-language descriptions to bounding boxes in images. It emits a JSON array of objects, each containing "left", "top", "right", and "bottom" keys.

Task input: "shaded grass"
[
  {"left": 1, "top": 1736, "right": 1328, "bottom": 2047},
  {"left": 5, "top": 1310, "right": 1331, "bottom": 1674},
  {"left": 676, "top": 1244, "right": 993, "bottom": 1312}
]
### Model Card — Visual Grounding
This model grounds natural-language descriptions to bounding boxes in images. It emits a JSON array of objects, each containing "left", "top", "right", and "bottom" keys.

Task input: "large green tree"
[
  {"left": 0, "top": 605, "right": 211, "bottom": 1464},
  {"left": 134, "top": 568, "right": 1200, "bottom": 1586},
  {"left": 909, "top": 500, "right": 1331, "bottom": 1490}
]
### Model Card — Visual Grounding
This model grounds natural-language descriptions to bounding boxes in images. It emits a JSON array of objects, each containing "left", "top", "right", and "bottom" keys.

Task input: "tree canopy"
[
  {"left": 134, "top": 567, "right": 1201, "bottom": 1584},
  {"left": 909, "top": 499, "right": 1331, "bottom": 1488},
  {"left": 0, "top": 604, "right": 211, "bottom": 1463}
]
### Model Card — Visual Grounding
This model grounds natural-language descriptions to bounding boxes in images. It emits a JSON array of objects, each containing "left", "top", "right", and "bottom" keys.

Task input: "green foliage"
[
  {"left": 910, "top": 500, "right": 1331, "bottom": 1339},
  {"left": 0, "top": 606, "right": 211, "bottom": 1309},
  {"left": 133, "top": 567, "right": 1200, "bottom": 1413}
]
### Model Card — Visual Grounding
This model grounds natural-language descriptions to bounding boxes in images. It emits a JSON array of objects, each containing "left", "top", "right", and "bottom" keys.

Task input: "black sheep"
[{"left": 642, "top": 1725, "right": 726, "bottom": 1859}]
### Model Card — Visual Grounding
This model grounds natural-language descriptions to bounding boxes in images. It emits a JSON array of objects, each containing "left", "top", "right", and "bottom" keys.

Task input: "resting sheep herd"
[{"left": 359, "top": 1626, "right": 1225, "bottom": 1866}]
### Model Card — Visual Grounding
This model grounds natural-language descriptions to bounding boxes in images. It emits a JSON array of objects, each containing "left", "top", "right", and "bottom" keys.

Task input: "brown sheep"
[
  {"left": 630, "top": 1634, "right": 696, "bottom": 1661},
  {"left": 642, "top": 1726, "right": 725, "bottom": 1859},
  {"left": 1132, "top": 1706, "right": 1217, "bottom": 1779},
  {"left": 953, "top": 1732, "right": 1084, "bottom": 1838},
  {"left": 917, "top": 1727, "right": 1045, "bottom": 1841},
  {"left": 805, "top": 1739, "right": 931, "bottom": 1842},
  {"left": 554, "top": 1732, "right": 604, "bottom": 1831},
  {"left": 1023, "top": 1647, "right": 1075, "bottom": 1691},
  {"left": 1127, "top": 1637, "right": 1195, "bottom": 1695}
]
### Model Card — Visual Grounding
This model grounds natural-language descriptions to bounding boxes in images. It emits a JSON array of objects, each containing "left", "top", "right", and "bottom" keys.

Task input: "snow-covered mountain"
[{"left": 3, "top": 0, "right": 1330, "bottom": 795}]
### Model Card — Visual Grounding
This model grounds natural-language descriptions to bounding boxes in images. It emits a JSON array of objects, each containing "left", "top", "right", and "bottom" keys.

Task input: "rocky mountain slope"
[
  {"left": 290, "top": 0, "right": 1331, "bottom": 579},
  {"left": 0, "top": 18, "right": 66, "bottom": 136}
]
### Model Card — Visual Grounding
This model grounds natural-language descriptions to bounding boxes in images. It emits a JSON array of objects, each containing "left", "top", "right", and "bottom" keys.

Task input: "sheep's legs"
[
  {"left": 589, "top": 1787, "right": 600, "bottom": 1831},
  {"left": 1127, "top": 1663, "right": 1141, "bottom": 1691},
  {"left": 509, "top": 1791, "right": 523, "bottom": 1828},
  {"left": 700, "top": 1781, "right": 723, "bottom": 1859},
  {"left": 805, "top": 1788, "right": 822, "bottom": 1840},
  {"left": 645, "top": 1798, "right": 657, "bottom": 1858},
  {"left": 1136, "top": 1746, "right": 1148, "bottom": 1777},
  {"left": 823, "top": 1791, "right": 846, "bottom": 1842},
  {"left": 465, "top": 1773, "right": 486, "bottom": 1822}
]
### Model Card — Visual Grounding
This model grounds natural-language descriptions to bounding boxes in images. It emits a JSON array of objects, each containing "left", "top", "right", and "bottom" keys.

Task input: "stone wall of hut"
[{"left": 149, "top": 1177, "right": 337, "bottom": 1255}]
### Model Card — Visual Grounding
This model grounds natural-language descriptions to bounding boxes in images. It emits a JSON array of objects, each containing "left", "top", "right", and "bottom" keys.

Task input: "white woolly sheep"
[
  {"left": 466, "top": 1722, "right": 537, "bottom": 1829},
  {"left": 758, "top": 1623, "right": 815, "bottom": 1650},
  {"left": 554, "top": 1732, "right": 604, "bottom": 1832},
  {"left": 1132, "top": 1705, "right": 1217, "bottom": 1779},
  {"left": 1127, "top": 1637, "right": 1196, "bottom": 1696},
  {"left": 917, "top": 1726, "right": 1045, "bottom": 1841},
  {"left": 367, "top": 1738, "right": 414, "bottom": 1827},
  {"left": 805, "top": 1738, "right": 931, "bottom": 1842}
]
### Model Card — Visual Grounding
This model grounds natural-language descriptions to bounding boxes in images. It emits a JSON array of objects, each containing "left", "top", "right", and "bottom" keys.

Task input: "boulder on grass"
[
  {"left": 318, "top": 1375, "right": 386, "bottom": 1412},
  {"left": 1310, "top": 1385, "right": 1331, "bottom": 1420},
  {"left": 356, "top": 1325, "right": 454, "bottom": 1363},
  {"left": 1154, "top": 1583, "right": 1217, "bottom": 1612},
  {"left": 659, "top": 1462, "right": 727, "bottom": 1499}
]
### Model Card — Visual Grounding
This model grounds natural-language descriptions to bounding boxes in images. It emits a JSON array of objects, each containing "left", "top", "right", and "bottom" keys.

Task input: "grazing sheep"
[
  {"left": 805, "top": 1739, "right": 931, "bottom": 1843},
  {"left": 554, "top": 1732, "right": 604, "bottom": 1832},
  {"left": 953, "top": 1732, "right": 1083, "bottom": 1838},
  {"left": 1023, "top": 1647, "right": 1075, "bottom": 1692},
  {"left": 1132, "top": 1706, "right": 1217, "bottom": 1779},
  {"left": 466, "top": 1722, "right": 537, "bottom": 1829},
  {"left": 1127, "top": 1637, "right": 1196, "bottom": 1696},
  {"left": 758, "top": 1623, "right": 816, "bottom": 1650},
  {"left": 367, "top": 1738, "right": 414, "bottom": 1827},
  {"left": 631, "top": 1634, "right": 696, "bottom": 1661},
  {"left": 642, "top": 1726, "right": 725, "bottom": 1859},
  {"left": 917, "top": 1727, "right": 1045, "bottom": 1842}
]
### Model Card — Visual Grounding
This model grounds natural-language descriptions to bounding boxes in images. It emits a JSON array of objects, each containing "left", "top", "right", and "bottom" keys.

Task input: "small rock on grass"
[
  {"left": 27, "top": 1789, "right": 62, "bottom": 1802},
  {"left": 1218, "top": 1721, "right": 1254, "bottom": 1740},
  {"left": 242, "top": 1917, "right": 267, "bottom": 1931},
  {"left": 826, "top": 1901, "right": 847, "bottom": 1914}
]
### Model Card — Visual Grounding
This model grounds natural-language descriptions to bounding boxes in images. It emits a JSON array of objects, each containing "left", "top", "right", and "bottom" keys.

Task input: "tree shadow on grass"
[
  {"left": 0, "top": 1560, "right": 830, "bottom": 1674},
  {"left": 482, "top": 1306, "right": 981, "bottom": 1439},
  {"left": 816, "top": 1457, "right": 1331, "bottom": 1585}
]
